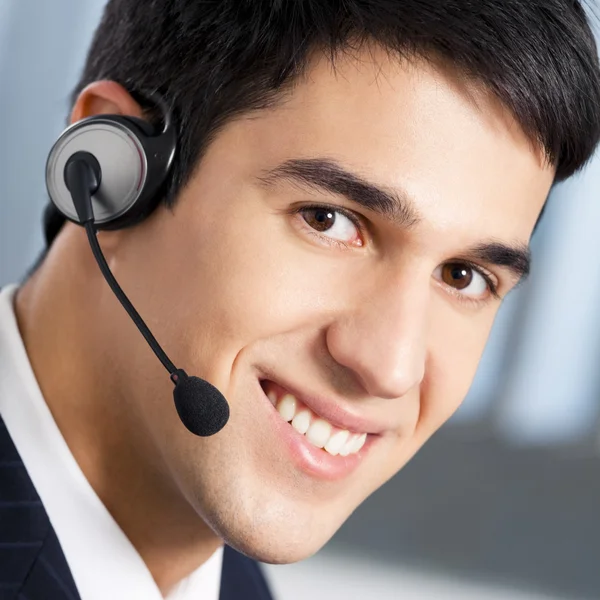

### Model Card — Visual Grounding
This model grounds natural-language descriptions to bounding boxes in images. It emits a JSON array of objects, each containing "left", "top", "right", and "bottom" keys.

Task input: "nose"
[{"left": 325, "top": 272, "right": 428, "bottom": 399}]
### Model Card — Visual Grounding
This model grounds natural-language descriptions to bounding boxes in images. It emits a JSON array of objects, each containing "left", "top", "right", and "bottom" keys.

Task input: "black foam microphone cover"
[{"left": 171, "top": 369, "right": 230, "bottom": 436}]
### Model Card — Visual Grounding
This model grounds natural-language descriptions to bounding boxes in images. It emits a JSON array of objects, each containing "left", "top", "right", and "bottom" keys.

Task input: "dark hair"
[{"left": 44, "top": 0, "right": 600, "bottom": 249}]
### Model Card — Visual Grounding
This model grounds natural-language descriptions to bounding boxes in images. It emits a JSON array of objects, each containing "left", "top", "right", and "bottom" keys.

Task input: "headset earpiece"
[{"left": 45, "top": 96, "right": 176, "bottom": 231}]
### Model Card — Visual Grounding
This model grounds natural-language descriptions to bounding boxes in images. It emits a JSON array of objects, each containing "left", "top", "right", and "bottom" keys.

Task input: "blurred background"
[{"left": 1, "top": 1, "right": 599, "bottom": 598}]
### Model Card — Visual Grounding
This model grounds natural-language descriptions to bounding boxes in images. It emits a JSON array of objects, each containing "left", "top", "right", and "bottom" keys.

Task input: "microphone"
[{"left": 63, "top": 152, "right": 230, "bottom": 437}]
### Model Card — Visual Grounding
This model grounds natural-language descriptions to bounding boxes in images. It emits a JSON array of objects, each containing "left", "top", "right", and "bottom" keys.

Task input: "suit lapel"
[
  {"left": 219, "top": 545, "right": 273, "bottom": 600},
  {"left": 0, "top": 416, "right": 80, "bottom": 600}
]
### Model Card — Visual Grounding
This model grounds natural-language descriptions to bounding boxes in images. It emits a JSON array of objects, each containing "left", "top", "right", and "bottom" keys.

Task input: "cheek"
[
  {"left": 420, "top": 302, "right": 496, "bottom": 432},
  {"left": 373, "top": 308, "right": 495, "bottom": 486},
  {"left": 360, "top": 300, "right": 498, "bottom": 487},
  {"left": 167, "top": 198, "right": 349, "bottom": 351}
]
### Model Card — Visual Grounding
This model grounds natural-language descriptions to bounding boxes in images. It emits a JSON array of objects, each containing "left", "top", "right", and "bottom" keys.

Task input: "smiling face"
[{"left": 103, "top": 47, "right": 554, "bottom": 562}]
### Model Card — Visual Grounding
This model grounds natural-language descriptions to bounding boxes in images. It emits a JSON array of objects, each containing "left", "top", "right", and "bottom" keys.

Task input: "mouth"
[
  {"left": 257, "top": 377, "right": 381, "bottom": 481},
  {"left": 261, "top": 379, "right": 367, "bottom": 456}
]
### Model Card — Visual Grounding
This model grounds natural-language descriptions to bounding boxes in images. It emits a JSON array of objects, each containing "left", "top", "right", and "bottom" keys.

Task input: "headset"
[{"left": 45, "top": 91, "right": 229, "bottom": 437}]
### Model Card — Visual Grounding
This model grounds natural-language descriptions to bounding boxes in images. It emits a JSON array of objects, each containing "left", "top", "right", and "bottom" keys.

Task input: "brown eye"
[
  {"left": 298, "top": 206, "right": 361, "bottom": 245},
  {"left": 433, "top": 262, "right": 491, "bottom": 300},
  {"left": 441, "top": 263, "right": 473, "bottom": 290},
  {"left": 302, "top": 208, "right": 336, "bottom": 232}
]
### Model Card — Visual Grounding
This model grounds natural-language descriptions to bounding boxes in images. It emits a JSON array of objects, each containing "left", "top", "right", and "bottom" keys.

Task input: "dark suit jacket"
[{"left": 0, "top": 415, "right": 273, "bottom": 600}]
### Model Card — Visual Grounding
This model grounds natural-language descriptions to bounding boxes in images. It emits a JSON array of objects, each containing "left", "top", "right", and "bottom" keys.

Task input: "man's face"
[{"left": 107, "top": 48, "right": 554, "bottom": 562}]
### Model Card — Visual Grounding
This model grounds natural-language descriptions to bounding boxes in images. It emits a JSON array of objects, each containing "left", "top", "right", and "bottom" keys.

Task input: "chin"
[
  {"left": 219, "top": 525, "right": 331, "bottom": 565},
  {"left": 196, "top": 487, "right": 346, "bottom": 564}
]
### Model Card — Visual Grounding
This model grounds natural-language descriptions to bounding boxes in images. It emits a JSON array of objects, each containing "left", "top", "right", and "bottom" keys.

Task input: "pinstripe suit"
[
  {"left": 0, "top": 415, "right": 80, "bottom": 600},
  {"left": 0, "top": 414, "right": 273, "bottom": 600}
]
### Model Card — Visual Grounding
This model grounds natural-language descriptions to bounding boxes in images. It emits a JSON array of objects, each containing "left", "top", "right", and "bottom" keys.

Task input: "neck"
[{"left": 14, "top": 226, "right": 222, "bottom": 594}]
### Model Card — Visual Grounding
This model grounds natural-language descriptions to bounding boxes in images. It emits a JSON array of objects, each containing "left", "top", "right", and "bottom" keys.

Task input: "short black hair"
[{"left": 44, "top": 0, "right": 600, "bottom": 250}]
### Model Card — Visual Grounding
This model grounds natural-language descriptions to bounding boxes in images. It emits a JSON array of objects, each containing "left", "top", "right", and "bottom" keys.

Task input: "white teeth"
[
  {"left": 291, "top": 410, "right": 311, "bottom": 435},
  {"left": 272, "top": 387, "right": 368, "bottom": 456},
  {"left": 324, "top": 430, "right": 350, "bottom": 456},
  {"left": 306, "top": 419, "right": 332, "bottom": 449},
  {"left": 277, "top": 394, "right": 297, "bottom": 422},
  {"left": 351, "top": 433, "right": 367, "bottom": 453},
  {"left": 339, "top": 434, "right": 358, "bottom": 457}
]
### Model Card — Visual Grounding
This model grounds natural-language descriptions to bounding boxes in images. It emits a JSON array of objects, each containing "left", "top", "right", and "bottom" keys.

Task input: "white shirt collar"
[{"left": 0, "top": 284, "right": 223, "bottom": 600}]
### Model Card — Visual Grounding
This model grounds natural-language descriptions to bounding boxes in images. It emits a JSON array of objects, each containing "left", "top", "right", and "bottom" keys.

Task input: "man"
[{"left": 1, "top": 0, "right": 599, "bottom": 598}]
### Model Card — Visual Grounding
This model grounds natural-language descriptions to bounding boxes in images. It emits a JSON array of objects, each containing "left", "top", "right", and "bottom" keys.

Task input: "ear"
[{"left": 70, "top": 80, "right": 144, "bottom": 124}]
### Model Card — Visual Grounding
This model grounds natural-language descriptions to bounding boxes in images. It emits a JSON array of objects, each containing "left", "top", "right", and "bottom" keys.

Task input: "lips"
[
  {"left": 262, "top": 380, "right": 368, "bottom": 457},
  {"left": 254, "top": 376, "right": 385, "bottom": 480}
]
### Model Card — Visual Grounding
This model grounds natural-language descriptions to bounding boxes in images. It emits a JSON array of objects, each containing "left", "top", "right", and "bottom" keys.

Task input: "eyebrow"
[
  {"left": 258, "top": 157, "right": 532, "bottom": 283},
  {"left": 258, "top": 157, "right": 422, "bottom": 227},
  {"left": 465, "top": 241, "right": 531, "bottom": 284}
]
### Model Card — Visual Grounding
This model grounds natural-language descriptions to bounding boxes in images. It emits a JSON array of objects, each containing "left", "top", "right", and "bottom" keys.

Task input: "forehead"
[{"left": 233, "top": 45, "right": 554, "bottom": 245}]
